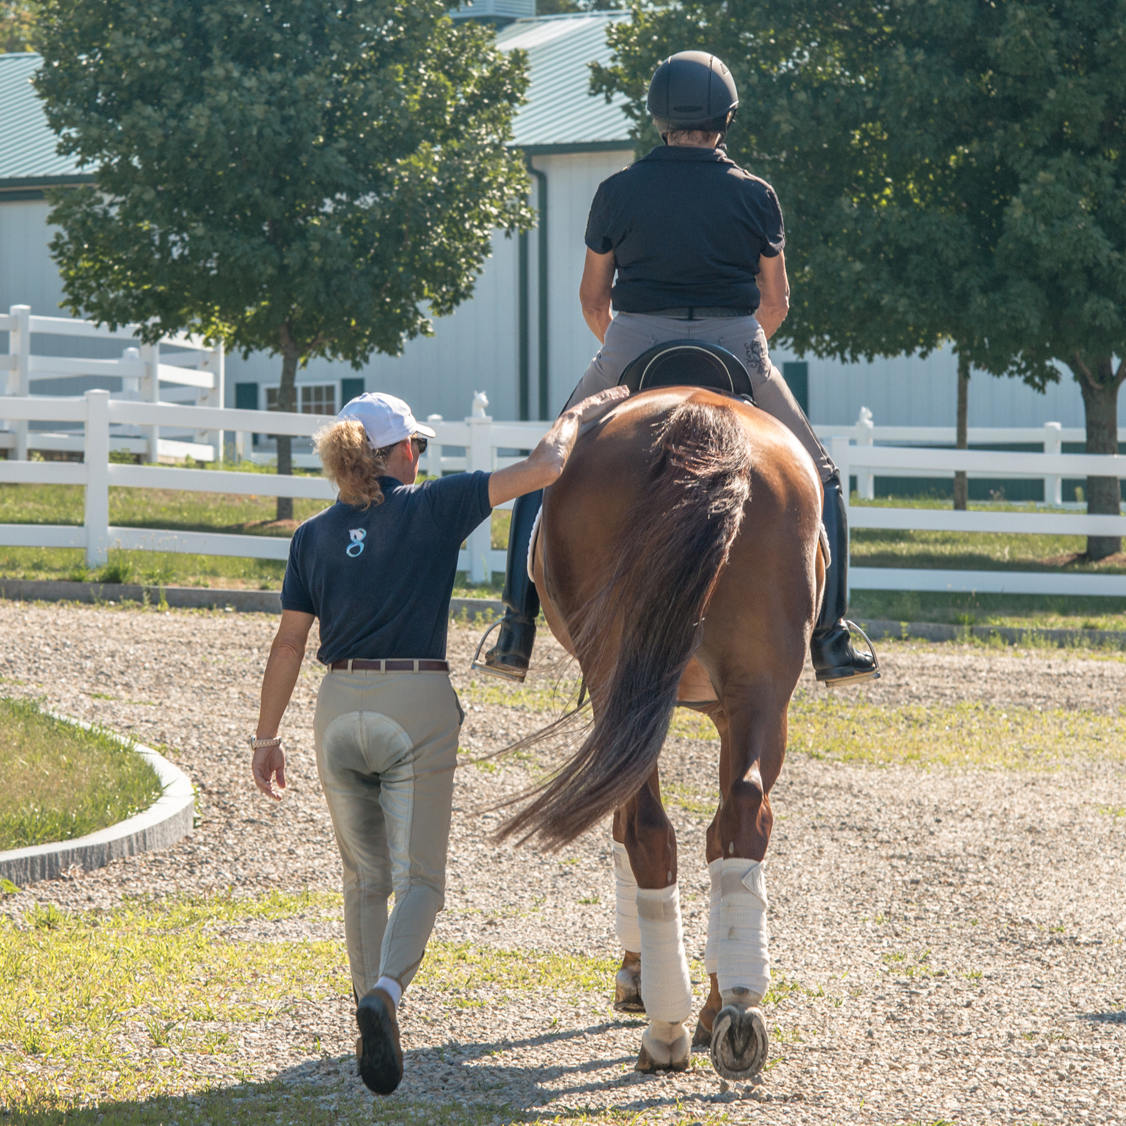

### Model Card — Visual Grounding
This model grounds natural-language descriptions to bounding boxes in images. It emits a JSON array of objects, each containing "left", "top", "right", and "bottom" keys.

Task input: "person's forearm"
[
  {"left": 487, "top": 386, "right": 628, "bottom": 507},
  {"left": 757, "top": 302, "right": 788, "bottom": 341},
  {"left": 582, "top": 303, "right": 612, "bottom": 344},
  {"left": 256, "top": 640, "right": 304, "bottom": 738}
]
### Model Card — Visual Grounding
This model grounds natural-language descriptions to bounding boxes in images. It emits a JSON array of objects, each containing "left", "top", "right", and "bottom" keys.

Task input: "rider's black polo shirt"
[{"left": 584, "top": 145, "right": 785, "bottom": 314}]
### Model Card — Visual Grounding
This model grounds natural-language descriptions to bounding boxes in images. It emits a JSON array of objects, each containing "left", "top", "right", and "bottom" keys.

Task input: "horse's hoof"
[
  {"left": 613, "top": 966, "right": 645, "bottom": 1013},
  {"left": 635, "top": 1027, "right": 690, "bottom": 1073},
  {"left": 691, "top": 1015, "right": 713, "bottom": 1051},
  {"left": 710, "top": 1004, "right": 769, "bottom": 1080}
]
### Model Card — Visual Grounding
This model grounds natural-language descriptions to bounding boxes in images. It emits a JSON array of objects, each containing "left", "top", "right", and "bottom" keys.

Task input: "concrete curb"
[
  {"left": 0, "top": 578, "right": 282, "bottom": 613},
  {"left": 0, "top": 580, "right": 508, "bottom": 618},
  {"left": 0, "top": 717, "right": 195, "bottom": 888},
  {"left": 1, "top": 579, "right": 1122, "bottom": 647}
]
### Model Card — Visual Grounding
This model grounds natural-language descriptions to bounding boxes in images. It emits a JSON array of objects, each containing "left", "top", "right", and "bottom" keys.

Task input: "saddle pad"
[{"left": 527, "top": 503, "right": 543, "bottom": 583}]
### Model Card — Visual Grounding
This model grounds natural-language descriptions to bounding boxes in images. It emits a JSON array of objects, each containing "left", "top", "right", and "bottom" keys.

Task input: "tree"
[
  {"left": 34, "top": 0, "right": 531, "bottom": 520},
  {"left": 1, "top": 1, "right": 37, "bottom": 52},
  {"left": 595, "top": 1, "right": 1126, "bottom": 555}
]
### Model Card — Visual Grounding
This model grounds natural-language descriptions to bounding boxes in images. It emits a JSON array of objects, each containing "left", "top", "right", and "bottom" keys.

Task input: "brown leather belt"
[
  {"left": 328, "top": 659, "right": 449, "bottom": 673},
  {"left": 647, "top": 307, "right": 755, "bottom": 320}
]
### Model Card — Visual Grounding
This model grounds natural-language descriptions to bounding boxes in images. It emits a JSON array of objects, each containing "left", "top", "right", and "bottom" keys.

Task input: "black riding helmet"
[{"left": 647, "top": 51, "right": 739, "bottom": 142}]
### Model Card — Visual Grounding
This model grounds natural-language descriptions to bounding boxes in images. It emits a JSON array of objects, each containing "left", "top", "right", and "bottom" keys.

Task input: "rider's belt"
[
  {"left": 328, "top": 659, "right": 450, "bottom": 673},
  {"left": 646, "top": 306, "right": 755, "bottom": 320}
]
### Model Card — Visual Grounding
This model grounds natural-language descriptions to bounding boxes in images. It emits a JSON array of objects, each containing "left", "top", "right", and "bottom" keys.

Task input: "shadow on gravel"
[{"left": 1078, "top": 1010, "right": 1126, "bottom": 1024}]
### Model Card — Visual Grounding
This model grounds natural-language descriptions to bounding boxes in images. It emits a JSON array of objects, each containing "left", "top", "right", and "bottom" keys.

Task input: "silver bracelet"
[{"left": 248, "top": 735, "right": 283, "bottom": 749}]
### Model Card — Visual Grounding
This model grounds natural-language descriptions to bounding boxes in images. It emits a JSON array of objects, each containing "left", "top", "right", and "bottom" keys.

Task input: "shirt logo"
[{"left": 346, "top": 528, "right": 366, "bottom": 557}]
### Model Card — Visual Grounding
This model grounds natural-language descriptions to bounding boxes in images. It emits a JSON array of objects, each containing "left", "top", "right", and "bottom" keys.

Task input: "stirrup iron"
[{"left": 817, "top": 619, "right": 881, "bottom": 688}]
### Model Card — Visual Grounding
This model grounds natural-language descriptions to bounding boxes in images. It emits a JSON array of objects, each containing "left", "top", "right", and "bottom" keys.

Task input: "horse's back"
[{"left": 541, "top": 387, "right": 822, "bottom": 696}]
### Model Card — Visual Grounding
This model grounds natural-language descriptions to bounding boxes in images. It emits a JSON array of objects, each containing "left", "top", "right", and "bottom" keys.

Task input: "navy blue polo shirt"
[
  {"left": 281, "top": 472, "right": 492, "bottom": 663},
  {"left": 584, "top": 145, "right": 785, "bottom": 313}
]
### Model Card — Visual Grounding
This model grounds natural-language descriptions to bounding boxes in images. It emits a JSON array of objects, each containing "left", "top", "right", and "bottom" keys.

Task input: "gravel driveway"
[{"left": 2, "top": 601, "right": 1125, "bottom": 1124}]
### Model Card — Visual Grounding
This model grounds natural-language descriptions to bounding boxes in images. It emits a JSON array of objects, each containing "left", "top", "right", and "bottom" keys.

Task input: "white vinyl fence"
[
  {"left": 1, "top": 305, "right": 223, "bottom": 463},
  {"left": 1, "top": 390, "right": 1124, "bottom": 594},
  {"left": 0, "top": 390, "right": 542, "bottom": 582}
]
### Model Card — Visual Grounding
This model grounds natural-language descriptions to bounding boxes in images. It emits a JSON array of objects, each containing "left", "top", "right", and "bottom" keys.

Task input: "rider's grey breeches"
[{"left": 565, "top": 312, "right": 835, "bottom": 485}]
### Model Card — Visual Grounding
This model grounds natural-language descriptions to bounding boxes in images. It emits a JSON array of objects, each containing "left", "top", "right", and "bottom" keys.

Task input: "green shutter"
[
  {"left": 234, "top": 382, "right": 260, "bottom": 444},
  {"left": 781, "top": 362, "right": 809, "bottom": 415},
  {"left": 340, "top": 378, "right": 365, "bottom": 407}
]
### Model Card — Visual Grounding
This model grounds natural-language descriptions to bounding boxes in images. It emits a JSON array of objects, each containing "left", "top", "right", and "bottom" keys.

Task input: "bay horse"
[{"left": 497, "top": 385, "right": 824, "bottom": 1080}]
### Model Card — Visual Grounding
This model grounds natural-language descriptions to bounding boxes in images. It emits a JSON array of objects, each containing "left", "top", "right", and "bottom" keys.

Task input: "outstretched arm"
[
  {"left": 487, "top": 386, "right": 629, "bottom": 507},
  {"left": 756, "top": 252, "right": 790, "bottom": 340},
  {"left": 579, "top": 248, "right": 616, "bottom": 343}
]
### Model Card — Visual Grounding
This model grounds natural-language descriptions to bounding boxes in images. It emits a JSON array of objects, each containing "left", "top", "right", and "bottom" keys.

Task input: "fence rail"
[
  {"left": 2, "top": 304, "right": 223, "bottom": 464},
  {"left": 0, "top": 391, "right": 1124, "bottom": 594}
]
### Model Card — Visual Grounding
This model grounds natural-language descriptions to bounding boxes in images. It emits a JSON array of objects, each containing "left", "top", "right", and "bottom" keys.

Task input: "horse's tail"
[{"left": 498, "top": 398, "right": 753, "bottom": 848}]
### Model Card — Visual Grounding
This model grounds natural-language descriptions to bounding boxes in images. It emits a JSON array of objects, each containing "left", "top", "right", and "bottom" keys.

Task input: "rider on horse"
[{"left": 480, "top": 51, "right": 878, "bottom": 689}]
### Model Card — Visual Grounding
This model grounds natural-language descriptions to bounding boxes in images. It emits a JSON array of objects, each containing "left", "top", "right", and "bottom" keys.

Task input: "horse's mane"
[{"left": 496, "top": 397, "right": 752, "bottom": 848}]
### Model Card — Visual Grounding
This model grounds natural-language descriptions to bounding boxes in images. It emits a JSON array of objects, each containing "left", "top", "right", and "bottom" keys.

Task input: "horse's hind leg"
[
  {"left": 705, "top": 685, "right": 789, "bottom": 1080},
  {"left": 688, "top": 703, "right": 728, "bottom": 1050},
  {"left": 610, "top": 810, "right": 644, "bottom": 1013},
  {"left": 621, "top": 768, "right": 692, "bottom": 1073}
]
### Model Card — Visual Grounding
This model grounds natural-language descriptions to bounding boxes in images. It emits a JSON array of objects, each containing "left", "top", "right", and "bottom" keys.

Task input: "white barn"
[{"left": 0, "top": 3, "right": 1118, "bottom": 437}]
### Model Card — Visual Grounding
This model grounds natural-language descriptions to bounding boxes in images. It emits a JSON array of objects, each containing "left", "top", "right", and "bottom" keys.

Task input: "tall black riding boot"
[
  {"left": 473, "top": 489, "right": 542, "bottom": 683},
  {"left": 811, "top": 473, "right": 880, "bottom": 686}
]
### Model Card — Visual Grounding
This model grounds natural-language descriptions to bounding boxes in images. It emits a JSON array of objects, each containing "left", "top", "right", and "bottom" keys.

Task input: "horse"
[{"left": 497, "top": 383, "right": 825, "bottom": 1080}]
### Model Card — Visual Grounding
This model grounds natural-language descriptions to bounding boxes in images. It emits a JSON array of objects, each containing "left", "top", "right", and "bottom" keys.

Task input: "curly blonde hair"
[{"left": 315, "top": 420, "right": 397, "bottom": 509}]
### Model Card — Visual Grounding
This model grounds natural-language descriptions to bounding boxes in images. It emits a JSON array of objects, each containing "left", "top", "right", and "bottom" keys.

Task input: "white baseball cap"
[{"left": 337, "top": 392, "right": 436, "bottom": 451}]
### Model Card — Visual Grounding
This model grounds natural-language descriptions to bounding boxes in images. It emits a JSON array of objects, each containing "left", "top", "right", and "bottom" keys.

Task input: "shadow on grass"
[{"left": 11, "top": 1016, "right": 725, "bottom": 1126}]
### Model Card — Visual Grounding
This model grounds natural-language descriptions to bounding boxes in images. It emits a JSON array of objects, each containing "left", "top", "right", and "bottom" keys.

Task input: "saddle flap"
[{"left": 617, "top": 340, "right": 754, "bottom": 402}]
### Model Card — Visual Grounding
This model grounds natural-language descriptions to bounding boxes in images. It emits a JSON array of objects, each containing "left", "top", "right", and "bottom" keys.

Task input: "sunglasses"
[{"left": 411, "top": 435, "right": 428, "bottom": 454}]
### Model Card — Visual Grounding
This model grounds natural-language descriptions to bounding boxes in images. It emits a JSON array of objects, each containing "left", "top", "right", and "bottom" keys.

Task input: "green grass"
[
  {"left": 849, "top": 588, "right": 1126, "bottom": 632},
  {"left": 0, "top": 697, "right": 164, "bottom": 849},
  {"left": 461, "top": 675, "right": 1126, "bottom": 772},
  {"left": 0, "top": 480, "right": 512, "bottom": 592},
  {"left": 0, "top": 888, "right": 720, "bottom": 1122},
  {"left": 849, "top": 496, "right": 1126, "bottom": 574}
]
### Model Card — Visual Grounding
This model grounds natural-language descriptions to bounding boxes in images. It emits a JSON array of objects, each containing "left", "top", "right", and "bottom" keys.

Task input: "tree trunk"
[
  {"left": 275, "top": 330, "right": 300, "bottom": 523},
  {"left": 953, "top": 352, "right": 970, "bottom": 511},
  {"left": 1076, "top": 356, "right": 1124, "bottom": 561}
]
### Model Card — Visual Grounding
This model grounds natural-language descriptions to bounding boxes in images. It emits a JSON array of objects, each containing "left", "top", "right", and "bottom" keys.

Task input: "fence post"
[
  {"left": 856, "top": 406, "right": 874, "bottom": 501},
  {"left": 141, "top": 342, "right": 159, "bottom": 462},
  {"left": 11, "top": 305, "right": 31, "bottom": 460},
  {"left": 831, "top": 435, "right": 852, "bottom": 603},
  {"left": 466, "top": 393, "right": 492, "bottom": 584},
  {"left": 85, "top": 390, "right": 111, "bottom": 567},
  {"left": 1043, "top": 421, "right": 1062, "bottom": 506},
  {"left": 425, "top": 414, "right": 443, "bottom": 478},
  {"left": 203, "top": 339, "right": 224, "bottom": 463}
]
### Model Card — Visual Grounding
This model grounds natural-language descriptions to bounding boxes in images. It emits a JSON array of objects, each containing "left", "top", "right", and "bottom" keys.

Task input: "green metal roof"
[
  {"left": 0, "top": 14, "right": 633, "bottom": 189},
  {"left": 0, "top": 53, "right": 87, "bottom": 188},
  {"left": 498, "top": 13, "right": 634, "bottom": 150}
]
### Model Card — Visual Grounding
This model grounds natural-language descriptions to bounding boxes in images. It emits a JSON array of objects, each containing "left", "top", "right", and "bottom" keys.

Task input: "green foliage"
[
  {"left": 0, "top": 0, "right": 37, "bottom": 52},
  {"left": 593, "top": 1, "right": 1126, "bottom": 546},
  {"left": 34, "top": 0, "right": 532, "bottom": 362},
  {"left": 0, "top": 696, "right": 163, "bottom": 848}
]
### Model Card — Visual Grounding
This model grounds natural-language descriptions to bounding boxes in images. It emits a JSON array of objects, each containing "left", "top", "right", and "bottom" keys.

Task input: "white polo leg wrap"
[
  {"left": 636, "top": 883, "right": 693, "bottom": 1025},
  {"left": 612, "top": 840, "right": 641, "bottom": 952},
  {"left": 704, "top": 857, "right": 723, "bottom": 975},
  {"left": 717, "top": 858, "right": 770, "bottom": 1004}
]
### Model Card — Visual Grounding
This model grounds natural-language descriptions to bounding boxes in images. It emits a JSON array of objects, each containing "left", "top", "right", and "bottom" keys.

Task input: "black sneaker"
[{"left": 355, "top": 987, "right": 403, "bottom": 1095}]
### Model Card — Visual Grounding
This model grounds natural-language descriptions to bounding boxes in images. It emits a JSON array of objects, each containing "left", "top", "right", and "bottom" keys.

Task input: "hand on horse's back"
[{"left": 487, "top": 386, "right": 629, "bottom": 508}]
